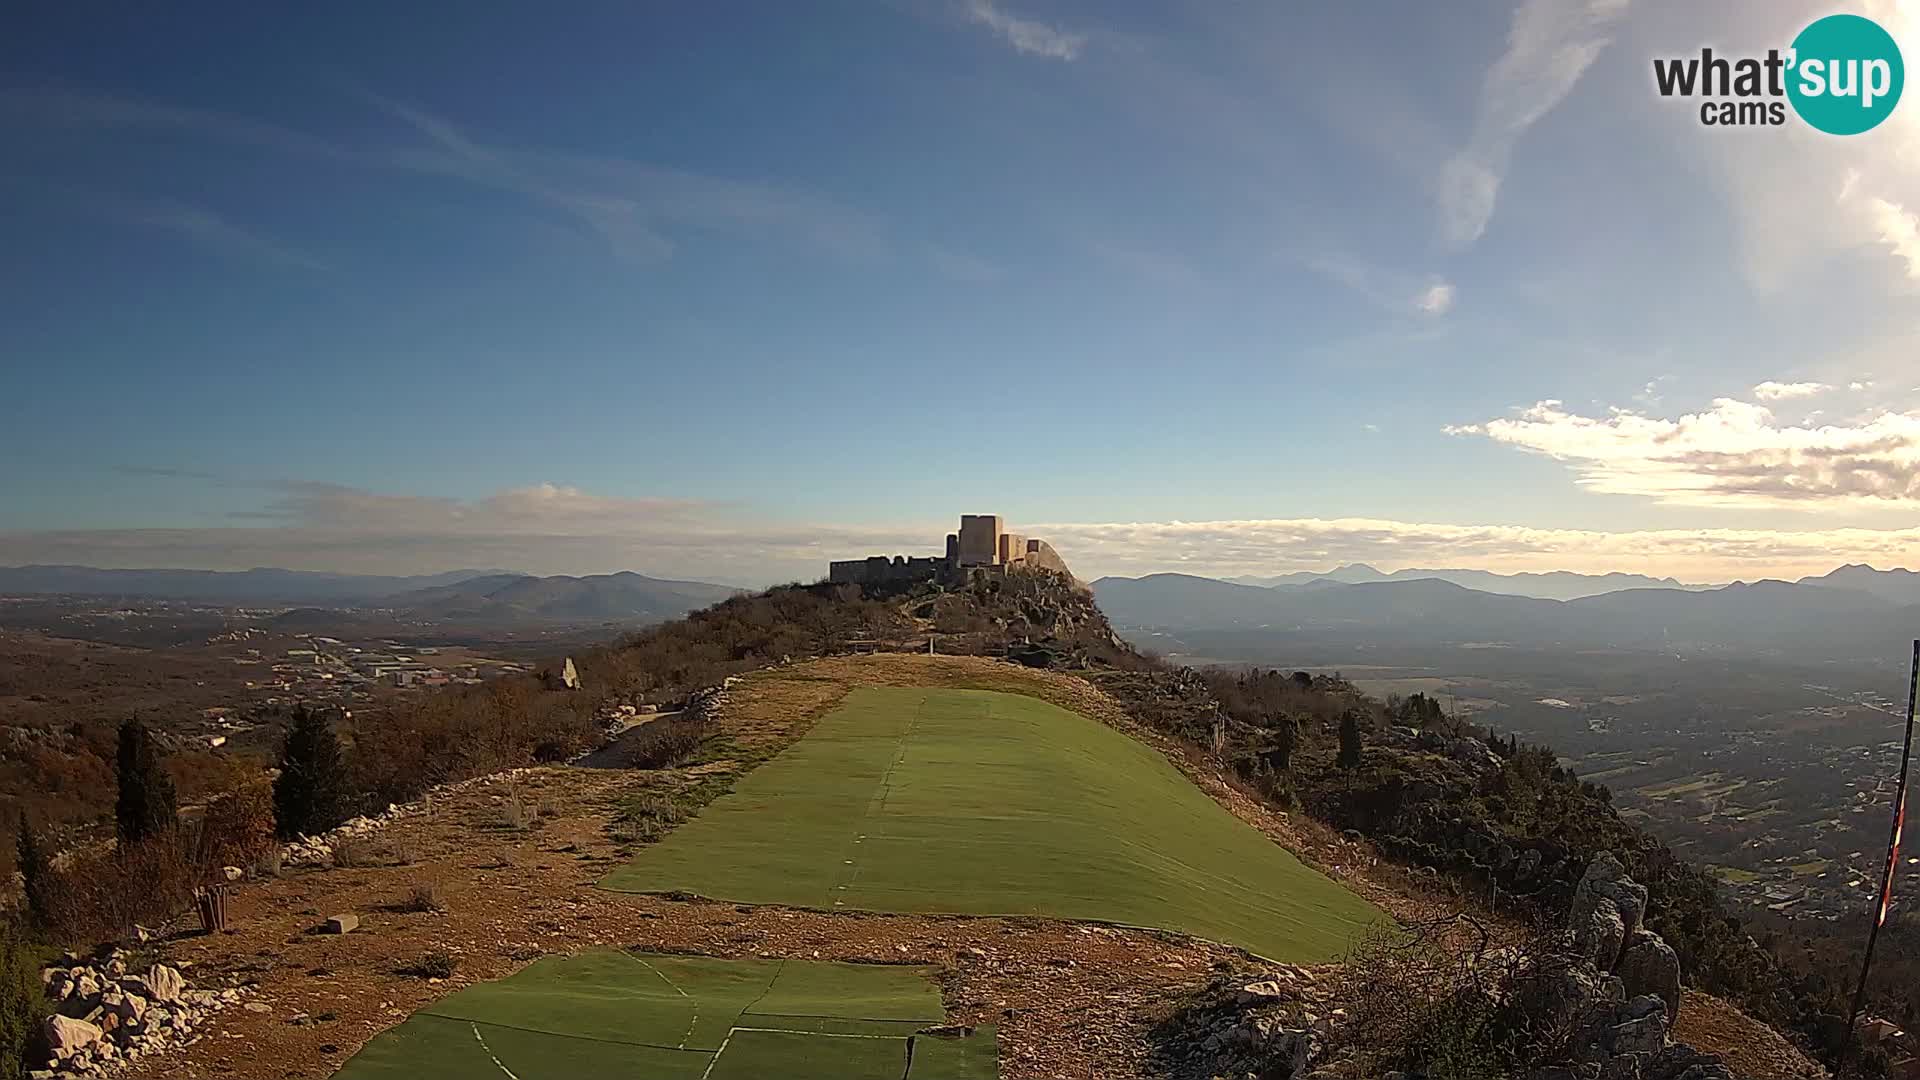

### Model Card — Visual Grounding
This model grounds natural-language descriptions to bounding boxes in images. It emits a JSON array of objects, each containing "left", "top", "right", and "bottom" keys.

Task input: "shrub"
[
  {"left": 399, "top": 884, "right": 445, "bottom": 913},
  {"left": 275, "top": 706, "right": 350, "bottom": 839},
  {"left": 619, "top": 717, "right": 714, "bottom": 770},
  {"left": 115, "top": 718, "right": 177, "bottom": 845},
  {"left": 329, "top": 837, "right": 374, "bottom": 869},
  {"left": 499, "top": 786, "right": 533, "bottom": 831},
  {"left": 611, "top": 792, "right": 689, "bottom": 844},
  {"left": 197, "top": 780, "right": 276, "bottom": 871},
  {"left": 399, "top": 950, "right": 458, "bottom": 979},
  {"left": 33, "top": 833, "right": 200, "bottom": 946},
  {"left": 1329, "top": 918, "right": 1530, "bottom": 1079}
]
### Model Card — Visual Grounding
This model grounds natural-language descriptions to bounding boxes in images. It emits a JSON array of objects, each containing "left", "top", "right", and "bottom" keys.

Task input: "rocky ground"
[{"left": 57, "top": 653, "right": 1826, "bottom": 1080}]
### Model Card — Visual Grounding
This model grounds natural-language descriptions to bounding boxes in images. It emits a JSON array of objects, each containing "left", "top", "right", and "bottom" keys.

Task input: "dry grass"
[
  {"left": 397, "top": 884, "right": 445, "bottom": 914},
  {"left": 330, "top": 837, "right": 375, "bottom": 868}
]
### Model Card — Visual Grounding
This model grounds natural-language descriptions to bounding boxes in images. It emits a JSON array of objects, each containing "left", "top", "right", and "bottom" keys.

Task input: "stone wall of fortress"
[{"left": 827, "top": 514, "right": 1072, "bottom": 588}]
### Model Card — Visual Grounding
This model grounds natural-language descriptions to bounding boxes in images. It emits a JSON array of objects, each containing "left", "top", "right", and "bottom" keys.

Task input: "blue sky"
[{"left": 4, "top": 0, "right": 1920, "bottom": 585}]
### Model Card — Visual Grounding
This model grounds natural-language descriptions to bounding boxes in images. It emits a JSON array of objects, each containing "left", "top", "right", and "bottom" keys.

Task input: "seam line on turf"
[
  {"left": 419, "top": 1014, "right": 703, "bottom": 1053},
  {"left": 829, "top": 692, "right": 930, "bottom": 905},
  {"left": 626, "top": 952, "right": 700, "bottom": 1048},
  {"left": 470, "top": 1022, "right": 523, "bottom": 1080}
]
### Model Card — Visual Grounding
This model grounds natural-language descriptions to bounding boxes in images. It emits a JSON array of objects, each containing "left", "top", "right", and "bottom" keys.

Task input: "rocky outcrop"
[
  {"left": 1617, "top": 930, "right": 1682, "bottom": 1023},
  {"left": 1149, "top": 965, "right": 1342, "bottom": 1080},
  {"left": 38, "top": 955, "right": 249, "bottom": 1076},
  {"left": 1571, "top": 853, "right": 1647, "bottom": 971},
  {"left": 1521, "top": 853, "right": 1731, "bottom": 1080}
]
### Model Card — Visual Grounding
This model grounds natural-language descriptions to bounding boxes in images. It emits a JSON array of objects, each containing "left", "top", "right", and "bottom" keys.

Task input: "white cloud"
[
  {"left": 1036, "top": 516, "right": 1920, "bottom": 582},
  {"left": 1699, "top": 0, "right": 1920, "bottom": 290},
  {"left": 9, "top": 479, "right": 1920, "bottom": 585},
  {"left": 1451, "top": 395, "right": 1920, "bottom": 507},
  {"left": 1439, "top": 0, "right": 1629, "bottom": 249},
  {"left": 964, "top": 0, "right": 1086, "bottom": 60},
  {"left": 1866, "top": 196, "right": 1920, "bottom": 279},
  {"left": 1751, "top": 380, "right": 1830, "bottom": 400},
  {"left": 1414, "top": 280, "right": 1457, "bottom": 315}
]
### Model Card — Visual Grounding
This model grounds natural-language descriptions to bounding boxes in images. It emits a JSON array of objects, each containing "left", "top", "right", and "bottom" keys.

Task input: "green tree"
[
  {"left": 1264, "top": 715, "right": 1299, "bottom": 774},
  {"left": 15, "top": 812, "right": 47, "bottom": 930},
  {"left": 274, "top": 706, "right": 350, "bottom": 839},
  {"left": 115, "top": 718, "right": 177, "bottom": 845},
  {"left": 0, "top": 922, "right": 41, "bottom": 1079},
  {"left": 1338, "top": 711, "right": 1364, "bottom": 770}
]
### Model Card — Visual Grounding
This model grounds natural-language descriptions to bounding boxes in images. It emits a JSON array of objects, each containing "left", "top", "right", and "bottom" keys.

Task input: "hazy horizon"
[{"left": 6, "top": 2, "right": 1920, "bottom": 585}]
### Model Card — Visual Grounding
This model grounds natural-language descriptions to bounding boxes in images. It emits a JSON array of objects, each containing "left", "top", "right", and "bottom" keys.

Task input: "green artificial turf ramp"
[
  {"left": 907, "top": 1026, "right": 1000, "bottom": 1079},
  {"left": 706, "top": 1029, "right": 907, "bottom": 1079},
  {"left": 329, "top": 951, "right": 983, "bottom": 1080},
  {"left": 602, "top": 686, "right": 1387, "bottom": 961}
]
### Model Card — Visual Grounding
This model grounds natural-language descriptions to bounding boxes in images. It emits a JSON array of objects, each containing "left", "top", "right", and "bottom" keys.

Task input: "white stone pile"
[
  {"left": 283, "top": 765, "right": 557, "bottom": 866},
  {"left": 282, "top": 800, "right": 416, "bottom": 866},
  {"left": 35, "top": 956, "right": 247, "bottom": 1078}
]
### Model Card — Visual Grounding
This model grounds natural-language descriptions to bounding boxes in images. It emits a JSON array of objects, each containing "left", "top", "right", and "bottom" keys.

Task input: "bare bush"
[
  {"left": 500, "top": 787, "right": 533, "bottom": 831},
  {"left": 329, "top": 837, "right": 375, "bottom": 868},
  {"left": 399, "top": 884, "right": 445, "bottom": 913},
  {"left": 398, "top": 950, "right": 458, "bottom": 979},
  {"left": 34, "top": 832, "right": 202, "bottom": 946},
  {"left": 1327, "top": 916, "right": 1533, "bottom": 1080},
  {"left": 196, "top": 779, "right": 276, "bottom": 872},
  {"left": 618, "top": 717, "right": 714, "bottom": 770}
]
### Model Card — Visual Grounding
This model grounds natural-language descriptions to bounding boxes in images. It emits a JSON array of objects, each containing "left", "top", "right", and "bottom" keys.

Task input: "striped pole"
[{"left": 1843, "top": 639, "right": 1920, "bottom": 1063}]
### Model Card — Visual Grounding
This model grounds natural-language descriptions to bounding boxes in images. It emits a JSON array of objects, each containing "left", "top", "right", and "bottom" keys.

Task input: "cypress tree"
[
  {"left": 274, "top": 706, "right": 350, "bottom": 839},
  {"left": 115, "top": 718, "right": 177, "bottom": 844},
  {"left": 0, "top": 923, "right": 40, "bottom": 1080},
  {"left": 1337, "top": 711, "right": 1364, "bottom": 770},
  {"left": 14, "top": 812, "right": 45, "bottom": 929}
]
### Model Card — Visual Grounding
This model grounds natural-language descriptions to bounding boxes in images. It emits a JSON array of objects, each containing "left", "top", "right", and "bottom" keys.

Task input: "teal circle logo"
[{"left": 1788, "top": 14, "right": 1904, "bottom": 135}]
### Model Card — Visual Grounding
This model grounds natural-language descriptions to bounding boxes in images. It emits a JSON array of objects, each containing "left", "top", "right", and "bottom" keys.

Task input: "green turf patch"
[
  {"left": 602, "top": 686, "right": 1387, "bottom": 961},
  {"left": 330, "top": 951, "right": 983, "bottom": 1080},
  {"left": 706, "top": 1029, "right": 907, "bottom": 1079},
  {"left": 907, "top": 1026, "right": 1000, "bottom": 1079}
]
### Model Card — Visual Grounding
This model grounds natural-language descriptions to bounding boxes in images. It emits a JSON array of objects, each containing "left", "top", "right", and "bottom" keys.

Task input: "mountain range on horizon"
[
  {"left": 1223, "top": 563, "right": 1707, "bottom": 600},
  {"left": 0, "top": 564, "right": 741, "bottom": 623},
  {"left": 1093, "top": 563, "right": 1920, "bottom": 669}
]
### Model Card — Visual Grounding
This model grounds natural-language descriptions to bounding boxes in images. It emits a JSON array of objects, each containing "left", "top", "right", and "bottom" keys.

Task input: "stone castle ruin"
[{"left": 829, "top": 514, "right": 1071, "bottom": 588}]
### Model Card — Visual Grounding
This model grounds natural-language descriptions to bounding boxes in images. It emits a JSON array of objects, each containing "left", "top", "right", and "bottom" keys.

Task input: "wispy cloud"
[
  {"left": 2, "top": 87, "right": 883, "bottom": 265},
  {"left": 964, "top": 0, "right": 1087, "bottom": 60},
  {"left": 40, "top": 186, "right": 326, "bottom": 270},
  {"left": 1751, "top": 380, "right": 1830, "bottom": 401},
  {"left": 128, "top": 202, "right": 325, "bottom": 270},
  {"left": 1302, "top": 255, "right": 1455, "bottom": 317},
  {"left": 1414, "top": 280, "right": 1456, "bottom": 316},
  {"left": 1438, "top": 0, "right": 1629, "bottom": 249},
  {"left": 1450, "top": 393, "right": 1920, "bottom": 507}
]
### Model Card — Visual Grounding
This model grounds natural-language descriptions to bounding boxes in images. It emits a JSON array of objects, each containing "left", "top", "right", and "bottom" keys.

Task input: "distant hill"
[
  {"left": 385, "top": 570, "right": 739, "bottom": 623},
  {"left": 0, "top": 565, "right": 520, "bottom": 605},
  {"left": 1226, "top": 563, "right": 1697, "bottom": 601},
  {"left": 1797, "top": 564, "right": 1920, "bottom": 606},
  {"left": 1093, "top": 569, "right": 1920, "bottom": 665}
]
